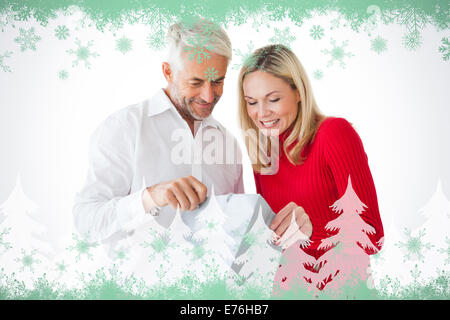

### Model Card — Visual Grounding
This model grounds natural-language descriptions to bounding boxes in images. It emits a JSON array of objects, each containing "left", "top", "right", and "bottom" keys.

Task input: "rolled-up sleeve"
[{"left": 73, "top": 114, "right": 146, "bottom": 243}]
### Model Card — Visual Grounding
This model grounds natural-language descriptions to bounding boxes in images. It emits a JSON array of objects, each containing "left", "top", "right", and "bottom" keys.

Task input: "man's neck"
[{"left": 163, "top": 88, "right": 199, "bottom": 136}]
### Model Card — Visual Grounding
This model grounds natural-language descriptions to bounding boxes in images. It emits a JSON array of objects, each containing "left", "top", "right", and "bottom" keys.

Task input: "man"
[
  {"left": 73, "top": 18, "right": 312, "bottom": 259},
  {"left": 73, "top": 19, "right": 244, "bottom": 249}
]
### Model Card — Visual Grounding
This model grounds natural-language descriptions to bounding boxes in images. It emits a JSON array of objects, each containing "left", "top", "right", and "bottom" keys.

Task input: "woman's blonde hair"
[{"left": 238, "top": 44, "right": 325, "bottom": 173}]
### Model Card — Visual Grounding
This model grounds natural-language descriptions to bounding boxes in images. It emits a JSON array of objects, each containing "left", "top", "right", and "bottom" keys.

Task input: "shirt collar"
[
  {"left": 147, "top": 89, "right": 173, "bottom": 117},
  {"left": 148, "top": 88, "right": 222, "bottom": 132}
]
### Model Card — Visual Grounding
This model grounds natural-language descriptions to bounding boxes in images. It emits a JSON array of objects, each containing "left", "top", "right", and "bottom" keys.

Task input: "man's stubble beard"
[{"left": 170, "top": 83, "right": 218, "bottom": 122}]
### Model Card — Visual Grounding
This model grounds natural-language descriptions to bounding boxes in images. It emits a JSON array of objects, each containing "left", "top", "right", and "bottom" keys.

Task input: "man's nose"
[{"left": 199, "top": 83, "right": 215, "bottom": 103}]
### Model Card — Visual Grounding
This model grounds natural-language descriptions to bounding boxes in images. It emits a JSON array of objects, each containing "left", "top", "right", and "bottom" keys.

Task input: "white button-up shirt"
[{"left": 73, "top": 89, "right": 244, "bottom": 248}]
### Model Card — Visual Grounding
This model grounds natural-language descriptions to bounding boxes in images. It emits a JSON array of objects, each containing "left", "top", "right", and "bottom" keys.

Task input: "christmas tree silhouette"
[
  {"left": 232, "top": 205, "right": 281, "bottom": 296},
  {"left": 163, "top": 207, "right": 197, "bottom": 283},
  {"left": 191, "top": 186, "right": 237, "bottom": 279},
  {"left": 415, "top": 179, "right": 450, "bottom": 278},
  {"left": 272, "top": 210, "right": 317, "bottom": 295},
  {"left": 192, "top": 187, "right": 236, "bottom": 262},
  {"left": 0, "top": 174, "right": 55, "bottom": 286},
  {"left": 316, "top": 175, "right": 379, "bottom": 292},
  {"left": 369, "top": 216, "right": 411, "bottom": 292}
]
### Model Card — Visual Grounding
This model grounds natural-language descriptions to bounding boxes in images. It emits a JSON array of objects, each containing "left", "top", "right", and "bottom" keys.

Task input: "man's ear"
[{"left": 162, "top": 62, "right": 173, "bottom": 83}]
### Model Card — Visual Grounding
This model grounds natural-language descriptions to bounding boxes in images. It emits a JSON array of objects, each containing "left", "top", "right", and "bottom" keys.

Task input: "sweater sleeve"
[{"left": 322, "top": 118, "right": 384, "bottom": 253}]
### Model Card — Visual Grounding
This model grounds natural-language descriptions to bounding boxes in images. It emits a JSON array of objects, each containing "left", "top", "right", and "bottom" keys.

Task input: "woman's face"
[{"left": 243, "top": 70, "right": 300, "bottom": 136}]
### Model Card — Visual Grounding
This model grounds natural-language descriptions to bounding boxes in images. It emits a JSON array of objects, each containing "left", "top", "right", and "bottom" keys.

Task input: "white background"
[{"left": 0, "top": 9, "right": 449, "bottom": 246}]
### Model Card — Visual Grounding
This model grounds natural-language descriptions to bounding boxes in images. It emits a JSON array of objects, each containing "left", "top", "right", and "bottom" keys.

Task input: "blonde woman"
[{"left": 238, "top": 44, "right": 384, "bottom": 287}]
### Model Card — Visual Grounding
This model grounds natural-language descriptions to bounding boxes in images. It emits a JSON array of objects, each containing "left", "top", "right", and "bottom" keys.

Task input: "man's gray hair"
[{"left": 166, "top": 18, "right": 232, "bottom": 77}]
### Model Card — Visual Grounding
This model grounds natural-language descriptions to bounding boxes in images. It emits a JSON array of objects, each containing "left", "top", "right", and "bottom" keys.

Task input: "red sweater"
[{"left": 254, "top": 117, "right": 384, "bottom": 259}]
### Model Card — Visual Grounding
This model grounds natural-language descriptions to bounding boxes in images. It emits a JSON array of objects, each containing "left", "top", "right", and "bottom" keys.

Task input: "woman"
[{"left": 238, "top": 44, "right": 384, "bottom": 290}]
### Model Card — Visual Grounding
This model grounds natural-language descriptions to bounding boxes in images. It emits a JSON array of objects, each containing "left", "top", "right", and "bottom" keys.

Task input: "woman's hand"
[{"left": 270, "top": 202, "right": 313, "bottom": 249}]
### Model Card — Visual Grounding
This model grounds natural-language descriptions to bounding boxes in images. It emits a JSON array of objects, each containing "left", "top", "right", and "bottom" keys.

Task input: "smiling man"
[{"left": 72, "top": 19, "right": 244, "bottom": 247}]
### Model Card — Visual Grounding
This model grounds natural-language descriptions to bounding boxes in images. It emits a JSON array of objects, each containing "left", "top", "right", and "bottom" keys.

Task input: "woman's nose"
[{"left": 257, "top": 103, "right": 272, "bottom": 118}]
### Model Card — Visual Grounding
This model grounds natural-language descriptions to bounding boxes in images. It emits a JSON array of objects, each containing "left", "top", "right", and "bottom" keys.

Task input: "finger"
[
  {"left": 187, "top": 176, "right": 208, "bottom": 203},
  {"left": 270, "top": 202, "right": 297, "bottom": 230},
  {"left": 179, "top": 179, "right": 200, "bottom": 210},
  {"left": 299, "top": 219, "right": 313, "bottom": 238},
  {"left": 171, "top": 183, "right": 191, "bottom": 211},
  {"left": 274, "top": 210, "right": 295, "bottom": 238},
  {"left": 165, "top": 189, "right": 179, "bottom": 210},
  {"left": 277, "top": 210, "right": 299, "bottom": 242},
  {"left": 280, "top": 223, "right": 311, "bottom": 248},
  {"left": 270, "top": 231, "right": 279, "bottom": 244},
  {"left": 294, "top": 207, "right": 312, "bottom": 238},
  {"left": 295, "top": 209, "right": 309, "bottom": 229}
]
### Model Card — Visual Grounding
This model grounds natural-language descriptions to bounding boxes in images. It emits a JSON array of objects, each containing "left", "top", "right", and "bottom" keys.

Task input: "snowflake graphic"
[
  {"left": 115, "top": 36, "right": 132, "bottom": 55},
  {"left": 14, "top": 249, "right": 41, "bottom": 272},
  {"left": 432, "top": 11, "right": 449, "bottom": 32},
  {"left": 113, "top": 246, "right": 130, "bottom": 265},
  {"left": 54, "top": 25, "right": 70, "bottom": 40},
  {"left": 438, "top": 237, "right": 450, "bottom": 264},
  {"left": 141, "top": 228, "right": 176, "bottom": 261},
  {"left": 184, "top": 238, "right": 210, "bottom": 261},
  {"left": 393, "top": 7, "right": 429, "bottom": 50},
  {"left": 0, "top": 11, "right": 15, "bottom": 32},
  {"left": 232, "top": 41, "right": 256, "bottom": 70},
  {"left": 67, "top": 233, "right": 98, "bottom": 261},
  {"left": 248, "top": 224, "right": 274, "bottom": 249},
  {"left": 321, "top": 38, "right": 354, "bottom": 69},
  {"left": 204, "top": 67, "right": 218, "bottom": 82},
  {"left": 242, "top": 231, "right": 259, "bottom": 249},
  {"left": 371, "top": 36, "right": 388, "bottom": 54},
  {"left": 310, "top": 25, "right": 324, "bottom": 40},
  {"left": 184, "top": 33, "right": 214, "bottom": 64},
  {"left": 363, "top": 5, "right": 383, "bottom": 36},
  {"left": 55, "top": 260, "right": 68, "bottom": 274},
  {"left": 14, "top": 27, "right": 41, "bottom": 52},
  {"left": 410, "top": 263, "right": 421, "bottom": 281},
  {"left": 396, "top": 228, "right": 433, "bottom": 263},
  {"left": 180, "top": 16, "right": 206, "bottom": 31},
  {"left": 232, "top": 273, "right": 252, "bottom": 287},
  {"left": 155, "top": 263, "right": 167, "bottom": 281},
  {"left": 402, "top": 31, "right": 422, "bottom": 51},
  {"left": 370, "top": 250, "right": 385, "bottom": 264},
  {"left": 66, "top": 38, "right": 99, "bottom": 69},
  {"left": 189, "top": 243, "right": 207, "bottom": 261},
  {"left": 269, "top": 27, "right": 296, "bottom": 48},
  {"left": 433, "top": 269, "right": 450, "bottom": 294},
  {"left": 58, "top": 69, "right": 69, "bottom": 80},
  {"left": 329, "top": 15, "right": 346, "bottom": 31},
  {"left": 438, "top": 37, "right": 450, "bottom": 61},
  {"left": 0, "top": 51, "right": 12, "bottom": 73},
  {"left": 199, "top": 20, "right": 220, "bottom": 37},
  {"left": 180, "top": 17, "right": 220, "bottom": 37},
  {"left": 312, "top": 69, "right": 324, "bottom": 80},
  {"left": 409, "top": 263, "right": 424, "bottom": 295},
  {"left": 250, "top": 14, "right": 271, "bottom": 33},
  {"left": 0, "top": 227, "right": 12, "bottom": 252},
  {"left": 147, "top": 28, "right": 166, "bottom": 51}
]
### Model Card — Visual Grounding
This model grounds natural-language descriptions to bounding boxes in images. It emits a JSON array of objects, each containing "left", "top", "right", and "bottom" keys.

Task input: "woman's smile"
[{"left": 259, "top": 119, "right": 280, "bottom": 128}]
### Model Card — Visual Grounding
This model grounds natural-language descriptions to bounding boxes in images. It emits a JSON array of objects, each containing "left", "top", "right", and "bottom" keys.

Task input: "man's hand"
[
  {"left": 270, "top": 202, "right": 313, "bottom": 249},
  {"left": 144, "top": 176, "right": 207, "bottom": 211}
]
